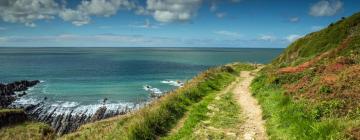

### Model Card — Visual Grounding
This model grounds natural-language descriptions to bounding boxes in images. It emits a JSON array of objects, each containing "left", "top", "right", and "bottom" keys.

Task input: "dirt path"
[
  {"left": 168, "top": 75, "right": 242, "bottom": 135},
  {"left": 233, "top": 70, "right": 267, "bottom": 140}
]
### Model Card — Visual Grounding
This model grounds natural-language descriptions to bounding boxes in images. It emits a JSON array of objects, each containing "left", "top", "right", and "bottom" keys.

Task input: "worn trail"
[{"left": 233, "top": 70, "right": 267, "bottom": 140}]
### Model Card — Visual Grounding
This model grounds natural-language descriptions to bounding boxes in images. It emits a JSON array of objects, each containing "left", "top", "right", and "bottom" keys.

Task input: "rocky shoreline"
[
  {"left": 20, "top": 101, "right": 136, "bottom": 135},
  {"left": 0, "top": 80, "right": 141, "bottom": 135},
  {"left": 0, "top": 80, "right": 40, "bottom": 108}
]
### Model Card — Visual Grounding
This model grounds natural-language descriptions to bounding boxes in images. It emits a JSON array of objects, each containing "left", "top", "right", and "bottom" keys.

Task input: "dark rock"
[
  {"left": 90, "top": 106, "right": 107, "bottom": 122},
  {"left": 0, "top": 80, "right": 40, "bottom": 108}
]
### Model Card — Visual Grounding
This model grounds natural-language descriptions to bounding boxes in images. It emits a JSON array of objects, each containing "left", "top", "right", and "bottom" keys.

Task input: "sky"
[{"left": 0, "top": 0, "right": 359, "bottom": 48}]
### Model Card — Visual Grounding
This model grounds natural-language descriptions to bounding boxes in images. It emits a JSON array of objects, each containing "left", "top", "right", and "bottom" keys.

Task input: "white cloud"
[
  {"left": 259, "top": 35, "right": 277, "bottom": 42},
  {"left": 214, "top": 30, "right": 242, "bottom": 38},
  {"left": 146, "top": 0, "right": 203, "bottom": 23},
  {"left": 59, "top": 0, "right": 136, "bottom": 26},
  {"left": 0, "top": 0, "right": 59, "bottom": 27},
  {"left": 59, "top": 9, "right": 90, "bottom": 26},
  {"left": 286, "top": 34, "right": 303, "bottom": 42},
  {"left": 309, "top": 0, "right": 343, "bottom": 17},
  {"left": 0, "top": 0, "right": 243, "bottom": 26},
  {"left": 289, "top": 17, "right": 300, "bottom": 23}
]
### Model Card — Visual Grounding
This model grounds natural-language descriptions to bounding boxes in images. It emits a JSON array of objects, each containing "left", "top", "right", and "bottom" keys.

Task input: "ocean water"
[{"left": 0, "top": 47, "right": 282, "bottom": 114}]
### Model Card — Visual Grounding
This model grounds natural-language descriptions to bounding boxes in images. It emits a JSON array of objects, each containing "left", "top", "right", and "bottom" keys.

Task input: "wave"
[
  {"left": 161, "top": 80, "right": 184, "bottom": 87},
  {"left": 143, "top": 85, "right": 162, "bottom": 94}
]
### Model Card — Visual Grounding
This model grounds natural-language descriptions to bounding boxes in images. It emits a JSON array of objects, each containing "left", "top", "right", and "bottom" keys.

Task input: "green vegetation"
[
  {"left": 274, "top": 12, "right": 360, "bottom": 66},
  {"left": 251, "top": 12, "right": 360, "bottom": 140},
  {"left": 163, "top": 90, "right": 242, "bottom": 140},
  {"left": 0, "top": 121, "right": 54, "bottom": 140},
  {"left": 62, "top": 63, "right": 256, "bottom": 140},
  {"left": 251, "top": 75, "right": 351, "bottom": 139},
  {"left": 0, "top": 109, "right": 26, "bottom": 127}
]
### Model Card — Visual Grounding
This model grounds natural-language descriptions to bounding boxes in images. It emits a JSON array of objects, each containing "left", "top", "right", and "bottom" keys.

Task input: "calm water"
[{"left": 0, "top": 47, "right": 282, "bottom": 113}]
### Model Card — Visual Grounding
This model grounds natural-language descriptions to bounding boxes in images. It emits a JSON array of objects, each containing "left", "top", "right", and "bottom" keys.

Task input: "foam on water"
[{"left": 161, "top": 80, "right": 184, "bottom": 87}]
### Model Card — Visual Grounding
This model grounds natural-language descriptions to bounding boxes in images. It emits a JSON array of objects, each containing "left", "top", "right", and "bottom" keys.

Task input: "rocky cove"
[{"left": 0, "top": 80, "right": 145, "bottom": 135}]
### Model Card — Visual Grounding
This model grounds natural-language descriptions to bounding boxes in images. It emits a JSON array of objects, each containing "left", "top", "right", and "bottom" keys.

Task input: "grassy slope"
[
  {"left": 62, "top": 63, "right": 255, "bottom": 140},
  {"left": 251, "top": 12, "right": 360, "bottom": 140}
]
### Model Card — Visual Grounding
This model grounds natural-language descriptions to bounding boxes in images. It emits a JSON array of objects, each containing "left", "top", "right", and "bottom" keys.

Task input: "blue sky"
[{"left": 0, "top": 0, "right": 359, "bottom": 48}]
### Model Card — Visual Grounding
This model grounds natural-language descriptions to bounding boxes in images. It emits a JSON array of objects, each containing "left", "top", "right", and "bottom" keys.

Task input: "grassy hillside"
[
  {"left": 251, "top": 12, "right": 360, "bottom": 139},
  {"left": 62, "top": 63, "right": 255, "bottom": 140}
]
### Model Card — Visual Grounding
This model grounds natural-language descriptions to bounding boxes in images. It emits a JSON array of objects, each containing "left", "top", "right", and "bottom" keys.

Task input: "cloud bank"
[
  {"left": 0, "top": 0, "right": 247, "bottom": 26},
  {"left": 0, "top": 0, "right": 204, "bottom": 26}
]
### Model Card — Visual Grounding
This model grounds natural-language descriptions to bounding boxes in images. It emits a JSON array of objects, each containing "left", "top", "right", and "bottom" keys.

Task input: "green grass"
[
  {"left": 62, "top": 63, "right": 255, "bottom": 140},
  {"left": 251, "top": 73, "right": 358, "bottom": 140},
  {"left": 161, "top": 90, "right": 218, "bottom": 140},
  {"left": 163, "top": 90, "right": 242, "bottom": 140},
  {"left": 273, "top": 12, "right": 360, "bottom": 67},
  {"left": 251, "top": 12, "right": 360, "bottom": 139},
  {"left": 0, "top": 121, "right": 54, "bottom": 140}
]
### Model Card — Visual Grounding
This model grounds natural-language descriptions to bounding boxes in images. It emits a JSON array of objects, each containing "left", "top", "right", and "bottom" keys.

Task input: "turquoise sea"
[{"left": 0, "top": 47, "right": 282, "bottom": 114}]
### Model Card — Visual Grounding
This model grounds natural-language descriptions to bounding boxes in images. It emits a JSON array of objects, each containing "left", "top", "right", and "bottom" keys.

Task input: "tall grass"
[{"left": 0, "top": 121, "right": 54, "bottom": 140}]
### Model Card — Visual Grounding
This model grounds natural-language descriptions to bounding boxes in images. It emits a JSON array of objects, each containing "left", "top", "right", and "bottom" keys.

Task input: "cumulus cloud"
[
  {"left": 286, "top": 34, "right": 303, "bottom": 42},
  {"left": 59, "top": 0, "right": 136, "bottom": 26},
  {"left": 0, "top": 0, "right": 59, "bottom": 27},
  {"left": 0, "top": 0, "right": 241, "bottom": 26},
  {"left": 214, "top": 30, "right": 242, "bottom": 38},
  {"left": 0, "top": 0, "right": 136, "bottom": 26},
  {"left": 59, "top": 9, "right": 90, "bottom": 26},
  {"left": 146, "top": 0, "right": 203, "bottom": 23},
  {"left": 309, "top": 0, "right": 343, "bottom": 17}
]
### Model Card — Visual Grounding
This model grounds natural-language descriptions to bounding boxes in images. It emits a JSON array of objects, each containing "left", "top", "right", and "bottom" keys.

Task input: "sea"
[{"left": 0, "top": 47, "right": 282, "bottom": 116}]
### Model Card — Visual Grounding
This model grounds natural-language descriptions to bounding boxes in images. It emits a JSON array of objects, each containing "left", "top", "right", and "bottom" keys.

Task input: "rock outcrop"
[
  {"left": 0, "top": 80, "right": 40, "bottom": 108},
  {"left": 21, "top": 102, "right": 134, "bottom": 135}
]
